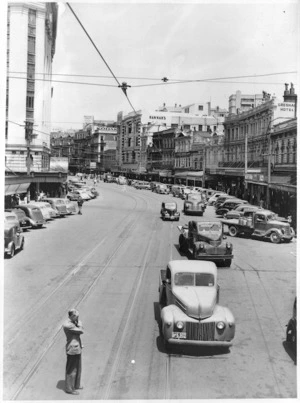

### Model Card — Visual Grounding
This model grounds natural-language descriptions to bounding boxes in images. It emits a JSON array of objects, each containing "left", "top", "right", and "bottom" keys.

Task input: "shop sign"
[
  {"left": 245, "top": 173, "right": 266, "bottom": 182},
  {"left": 90, "top": 162, "right": 96, "bottom": 169},
  {"left": 50, "top": 157, "right": 68, "bottom": 172}
]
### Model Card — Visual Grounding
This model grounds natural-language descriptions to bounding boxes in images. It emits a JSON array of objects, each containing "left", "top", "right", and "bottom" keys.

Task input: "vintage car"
[
  {"left": 6, "top": 208, "right": 31, "bottom": 230},
  {"left": 159, "top": 260, "right": 235, "bottom": 349},
  {"left": 286, "top": 297, "right": 297, "bottom": 352},
  {"left": 30, "top": 201, "right": 53, "bottom": 221},
  {"left": 161, "top": 202, "right": 180, "bottom": 221},
  {"left": 42, "top": 198, "right": 68, "bottom": 216},
  {"left": 178, "top": 221, "right": 233, "bottom": 266},
  {"left": 4, "top": 220, "right": 24, "bottom": 258},
  {"left": 179, "top": 187, "right": 192, "bottom": 200},
  {"left": 17, "top": 204, "right": 45, "bottom": 228},
  {"left": 207, "top": 192, "right": 228, "bottom": 206},
  {"left": 215, "top": 199, "right": 248, "bottom": 217},
  {"left": 214, "top": 195, "right": 237, "bottom": 210},
  {"left": 224, "top": 204, "right": 258, "bottom": 220},
  {"left": 155, "top": 184, "right": 170, "bottom": 194},
  {"left": 134, "top": 181, "right": 151, "bottom": 190},
  {"left": 221, "top": 209, "right": 294, "bottom": 243},
  {"left": 183, "top": 193, "right": 206, "bottom": 216},
  {"left": 4, "top": 211, "right": 20, "bottom": 226},
  {"left": 171, "top": 185, "right": 185, "bottom": 197},
  {"left": 63, "top": 198, "right": 77, "bottom": 214}
]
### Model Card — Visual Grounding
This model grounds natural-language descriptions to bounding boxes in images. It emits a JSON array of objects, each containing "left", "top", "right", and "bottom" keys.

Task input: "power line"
[
  {"left": 66, "top": 3, "right": 137, "bottom": 115},
  {"left": 8, "top": 70, "right": 297, "bottom": 83},
  {"left": 8, "top": 76, "right": 117, "bottom": 88}
]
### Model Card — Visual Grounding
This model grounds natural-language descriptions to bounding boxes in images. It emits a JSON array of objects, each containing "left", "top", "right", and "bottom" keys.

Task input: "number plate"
[{"left": 172, "top": 332, "right": 187, "bottom": 339}]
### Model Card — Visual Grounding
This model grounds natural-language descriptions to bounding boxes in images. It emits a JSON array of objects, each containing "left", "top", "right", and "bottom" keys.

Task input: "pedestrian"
[
  {"left": 63, "top": 309, "right": 84, "bottom": 395},
  {"left": 93, "top": 178, "right": 97, "bottom": 186},
  {"left": 77, "top": 196, "right": 84, "bottom": 215}
]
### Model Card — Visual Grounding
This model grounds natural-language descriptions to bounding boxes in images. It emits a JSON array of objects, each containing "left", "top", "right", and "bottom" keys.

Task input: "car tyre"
[
  {"left": 286, "top": 321, "right": 296, "bottom": 350},
  {"left": 228, "top": 226, "right": 238, "bottom": 237},
  {"left": 10, "top": 244, "right": 15, "bottom": 258},
  {"left": 270, "top": 232, "right": 281, "bottom": 244}
]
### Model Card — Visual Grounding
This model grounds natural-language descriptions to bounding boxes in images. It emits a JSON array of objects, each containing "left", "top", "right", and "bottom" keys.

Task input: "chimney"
[
  {"left": 284, "top": 83, "right": 289, "bottom": 96},
  {"left": 290, "top": 83, "right": 295, "bottom": 95},
  {"left": 283, "top": 82, "right": 297, "bottom": 104}
]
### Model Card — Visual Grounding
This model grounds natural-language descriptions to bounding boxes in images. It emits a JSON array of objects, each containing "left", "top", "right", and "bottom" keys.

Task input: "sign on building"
[
  {"left": 50, "top": 157, "right": 69, "bottom": 172},
  {"left": 273, "top": 101, "right": 295, "bottom": 121},
  {"left": 90, "top": 162, "right": 96, "bottom": 169}
]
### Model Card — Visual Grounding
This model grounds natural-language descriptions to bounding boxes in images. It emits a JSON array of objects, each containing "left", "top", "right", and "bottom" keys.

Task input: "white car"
[{"left": 207, "top": 192, "right": 228, "bottom": 206}]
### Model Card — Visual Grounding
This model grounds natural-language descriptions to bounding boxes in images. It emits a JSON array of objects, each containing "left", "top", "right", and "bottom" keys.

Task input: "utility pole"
[
  {"left": 244, "top": 130, "right": 248, "bottom": 195},
  {"left": 202, "top": 146, "right": 206, "bottom": 188},
  {"left": 25, "top": 120, "right": 34, "bottom": 175}
]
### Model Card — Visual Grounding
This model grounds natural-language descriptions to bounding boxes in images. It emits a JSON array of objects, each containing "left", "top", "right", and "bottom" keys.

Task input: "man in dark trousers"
[
  {"left": 63, "top": 309, "right": 84, "bottom": 395},
  {"left": 77, "top": 196, "right": 83, "bottom": 215}
]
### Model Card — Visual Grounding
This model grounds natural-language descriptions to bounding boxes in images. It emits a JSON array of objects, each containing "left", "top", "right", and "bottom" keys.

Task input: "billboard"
[{"left": 50, "top": 157, "right": 69, "bottom": 172}]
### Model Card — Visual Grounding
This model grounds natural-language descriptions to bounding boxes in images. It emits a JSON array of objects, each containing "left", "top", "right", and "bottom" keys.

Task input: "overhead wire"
[{"left": 66, "top": 3, "right": 137, "bottom": 115}]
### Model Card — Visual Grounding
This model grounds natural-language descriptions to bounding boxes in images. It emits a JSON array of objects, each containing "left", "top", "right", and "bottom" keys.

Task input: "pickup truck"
[
  {"left": 221, "top": 209, "right": 294, "bottom": 243},
  {"left": 178, "top": 221, "right": 233, "bottom": 266},
  {"left": 158, "top": 260, "right": 235, "bottom": 350}
]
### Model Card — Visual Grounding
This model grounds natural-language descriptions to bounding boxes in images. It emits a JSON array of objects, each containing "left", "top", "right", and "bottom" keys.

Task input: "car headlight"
[
  {"left": 226, "top": 242, "right": 232, "bottom": 250},
  {"left": 199, "top": 242, "right": 205, "bottom": 250},
  {"left": 216, "top": 321, "right": 226, "bottom": 333},
  {"left": 176, "top": 321, "right": 184, "bottom": 330}
]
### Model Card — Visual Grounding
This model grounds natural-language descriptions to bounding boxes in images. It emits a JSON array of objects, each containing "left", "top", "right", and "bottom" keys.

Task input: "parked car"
[
  {"left": 134, "top": 181, "right": 151, "bottom": 190},
  {"left": 63, "top": 198, "right": 77, "bottom": 214},
  {"left": 179, "top": 187, "right": 192, "bottom": 200},
  {"left": 171, "top": 185, "right": 185, "bottom": 197},
  {"left": 150, "top": 182, "right": 160, "bottom": 191},
  {"left": 159, "top": 260, "right": 235, "bottom": 349},
  {"left": 42, "top": 198, "right": 68, "bottom": 217},
  {"left": 178, "top": 221, "right": 233, "bottom": 266},
  {"left": 286, "top": 297, "right": 297, "bottom": 352},
  {"left": 215, "top": 199, "right": 248, "bottom": 217},
  {"left": 4, "top": 211, "right": 20, "bottom": 226},
  {"left": 183, "top": 193, "right": 206, "bottom": 216},
  {"left": 17, "top": 204, "right": 45, "bottom": 228},
  {"left": 207, "top": 192, "right": 228, "bottom": 206},
  {"left": 67, "top": 190, "right": 90, "bottom": 201},
  {"left": 221, "top": 209, "right": 295, "bottom": 243},
  {"left": 155, "top": 184, "right": 170, "bottom": 194},
  {"left": 5, "top": 208, "right": 31, "bottom": 230},
  {"left": 224, "top": 204, "right": 259, "bottom": 220},
  {"left": 30, "top": 201, "right": 53, "bottom": 221},
  {"left": 214, "top": 195, "right": 237, "bottom": 210},
  {"left": 4, "top": 220, "right": 24, "bottom": 258},
  {"left": 160, "top": 202, "right": 180, "bottom": 221}
]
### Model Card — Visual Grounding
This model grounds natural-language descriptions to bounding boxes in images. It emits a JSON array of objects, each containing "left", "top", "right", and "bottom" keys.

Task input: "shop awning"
[
  {"left": 174, "top": 171, "right": 203, "bottom": 179},
  {"left": 5, "top": 182, "right": 30, "bottom": 196}
]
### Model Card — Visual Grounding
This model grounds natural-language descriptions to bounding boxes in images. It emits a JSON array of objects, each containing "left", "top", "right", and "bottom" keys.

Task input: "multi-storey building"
[
  {"left": 219, "top": 85, "right": 297, "bottom": 216},
  {"left": 5, "top": 3, "right": 63, "bottom": 203},
  {"left": 147, "top": 128, "right": 176, "bottom": 173},
  {"left": 228, "top": 90, "right": 265, "bottom": 116},
  {"left": 117, "top": 107, "right": 226, "bottom": 174}
]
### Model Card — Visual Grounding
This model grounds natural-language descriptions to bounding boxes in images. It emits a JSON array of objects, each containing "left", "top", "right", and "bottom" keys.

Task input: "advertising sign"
[
  {"left": 50, "top": 157, "right": 69, "bottom": 172},
  {"left": 90, "top": 162, "right": 96, "bottom": 169},
  {"left": 273, "top": 101, "right": 295, "bottom": 121}
]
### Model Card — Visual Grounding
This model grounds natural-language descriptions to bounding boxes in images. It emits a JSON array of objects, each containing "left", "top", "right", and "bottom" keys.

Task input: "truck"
[
  {"left": 221, "top": 209, "right": 294, "bottom": 244},
  {"left": 178, "top": 221, "right": 233, "bottom": 267}
]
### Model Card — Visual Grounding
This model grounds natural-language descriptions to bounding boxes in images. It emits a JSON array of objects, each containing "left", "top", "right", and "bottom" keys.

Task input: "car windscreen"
[
  {"left": 197, "top": 222, "right": 222, "bottom": 241},
  {"left": 187, "top": 194, "right": 202, "bottom": 201},
  {"left": 5, "top": 215, "right": 17, "bottom": 221},
  {"left": 165, "top": 203, "right": 176, "bottom": 209},
  {"left": 174, "top": 272, "right": 215, "bottom": 286}
]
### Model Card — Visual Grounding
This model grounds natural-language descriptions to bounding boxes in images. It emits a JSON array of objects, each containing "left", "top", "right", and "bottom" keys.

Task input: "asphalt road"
[{"left": 3, "top": 181, "right": 297, "bottom": 400}]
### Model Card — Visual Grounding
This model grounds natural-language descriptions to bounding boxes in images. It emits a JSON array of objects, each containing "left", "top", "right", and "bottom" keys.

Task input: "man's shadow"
[{"left": 56, "top": 380, "right": 65, "bottom": 391}]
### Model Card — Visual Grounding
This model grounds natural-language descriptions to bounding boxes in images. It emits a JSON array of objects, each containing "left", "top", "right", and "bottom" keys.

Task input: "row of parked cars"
[{"left": 4, "top": 183, "right": 98, "bottom": 258}]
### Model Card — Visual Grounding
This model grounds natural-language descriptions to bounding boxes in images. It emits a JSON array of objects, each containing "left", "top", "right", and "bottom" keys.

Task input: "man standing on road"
[
  {"left": 63, "top": 309, "right": 84, "bottom": 395},
  {"left": 77, "top": 196, "right": 83, "bottom": 215}
]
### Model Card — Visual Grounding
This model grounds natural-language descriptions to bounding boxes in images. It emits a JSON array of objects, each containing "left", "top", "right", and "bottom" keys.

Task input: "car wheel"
[
  {"left": 10, "top": 244, "right": 15, "bottom": 258},
  {"left": 286, "top": 322, "right": 296, "bottom": 347},
  {"left": 179, "top": 234, "right": 186, "bottom": 252},
  {"left": 270, "top": 232, "right": 281, "bottom": 244},
  {"left": 228, "top": 226, "right": 238, "bottom": 237}
]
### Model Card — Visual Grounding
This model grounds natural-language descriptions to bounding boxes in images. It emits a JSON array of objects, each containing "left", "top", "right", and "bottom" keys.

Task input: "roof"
[{"left": 168, "top": 260, "right": 217, "bottom": 275}]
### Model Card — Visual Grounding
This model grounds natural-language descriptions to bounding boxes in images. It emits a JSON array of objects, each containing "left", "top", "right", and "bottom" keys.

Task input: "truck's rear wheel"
[
  {"left": 270, "top": 232, "right": 281, "bottom": 244},
  {"left": 228, "top": 226, "right": 238, "bottom": 237}
]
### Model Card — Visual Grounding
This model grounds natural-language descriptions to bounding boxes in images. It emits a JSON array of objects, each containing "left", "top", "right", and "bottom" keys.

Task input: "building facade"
[{"left": 6, "top": 2, "right": 58, "bottom": 173}]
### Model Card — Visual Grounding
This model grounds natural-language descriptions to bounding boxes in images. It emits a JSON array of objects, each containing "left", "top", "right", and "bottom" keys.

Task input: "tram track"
[{"left": 8, "top": 187, "right": 156, "bottom": 400}]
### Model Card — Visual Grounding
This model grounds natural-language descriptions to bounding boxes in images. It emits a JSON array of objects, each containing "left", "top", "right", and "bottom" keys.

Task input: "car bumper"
[
  {"left": 195, "top": 254, "right": 233, "bottom": 261},
  {"left": 167, "top": 339, "right": 233, "bottom": 347},
  {"left": 163, "top": 215, "right": 180, "bottom": 220}
]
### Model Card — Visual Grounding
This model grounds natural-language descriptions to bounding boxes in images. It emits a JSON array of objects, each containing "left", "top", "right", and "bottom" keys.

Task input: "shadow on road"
[
  {"left": 282, "top": 341, "right": 297, "bottom": 365},
  {"left": 56, "top": 380, "right": 65, "bottom": 391}
]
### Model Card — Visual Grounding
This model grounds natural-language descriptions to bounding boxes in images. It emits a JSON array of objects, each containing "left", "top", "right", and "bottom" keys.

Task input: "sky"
[{"left": 1, "top": 0, "right": 299, "bottom": 131}]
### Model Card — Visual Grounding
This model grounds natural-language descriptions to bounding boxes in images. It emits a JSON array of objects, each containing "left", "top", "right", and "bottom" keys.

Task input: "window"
[
  {"left": 128, "top": 138, "right": 131, "bottom": 147},
  {"left": 26, "top": 93, "right": 34, "bottom": 108},
  {"left": 28, "top": 9, "right": 36, "bottom": 25},
  {"left": 28, "top": 36, "right": 35, "bottom": 54},
  {"left": 198, "top": 105, "right": 203, "bottom": 111}
]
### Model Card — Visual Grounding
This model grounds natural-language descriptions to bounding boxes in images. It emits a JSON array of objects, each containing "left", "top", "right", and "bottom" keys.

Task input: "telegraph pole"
[{"left": 25, "top": 120, "right": 34, "bottom": 175}]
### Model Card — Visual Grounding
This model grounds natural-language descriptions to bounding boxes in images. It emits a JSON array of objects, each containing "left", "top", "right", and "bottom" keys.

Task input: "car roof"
[{"left": 168, "top": 260, "right": 217, "bottom": 275}]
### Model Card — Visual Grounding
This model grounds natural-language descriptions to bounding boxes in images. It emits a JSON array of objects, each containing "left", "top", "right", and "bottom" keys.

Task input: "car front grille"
[{"left": 186, "top": 321, "right": 215, "bottom": 341}]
